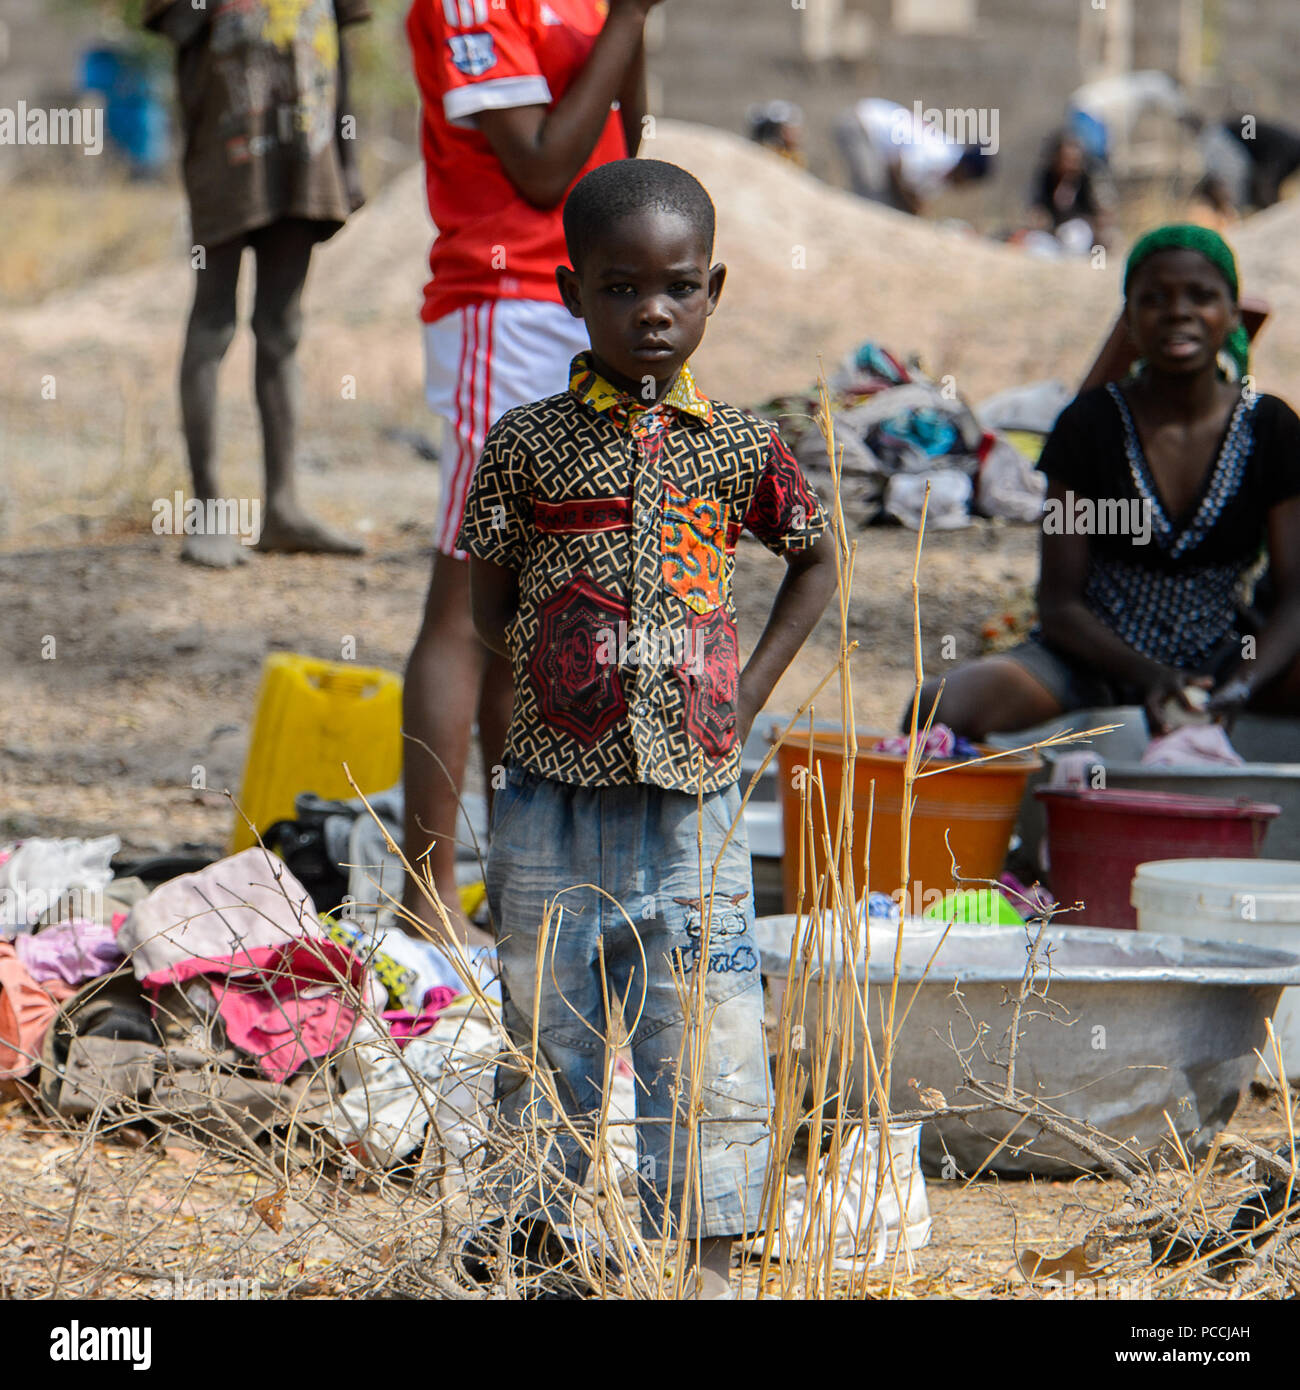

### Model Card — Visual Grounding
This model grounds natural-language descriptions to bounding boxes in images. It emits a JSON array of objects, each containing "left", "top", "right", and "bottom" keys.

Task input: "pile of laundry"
[
  {"left": 760, "top": 342, "right": 1072, "bottom": 531},
  {"left": 0, "top": 835, "right": 513, "bottom": 1179}
]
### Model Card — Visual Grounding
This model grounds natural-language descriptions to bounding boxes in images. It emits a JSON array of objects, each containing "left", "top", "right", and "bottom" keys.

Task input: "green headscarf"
[{"left": 1123, "top": 223, "right": 1250, "bottom": 379}]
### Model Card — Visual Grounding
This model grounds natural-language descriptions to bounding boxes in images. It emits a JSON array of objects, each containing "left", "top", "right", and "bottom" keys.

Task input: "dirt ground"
[
  {"left": 1, "top": 1085, "right": 1291, "bottom": 1301},
  {"left": 5, "top": 120, "right": 1300, "bottom": 1299}
]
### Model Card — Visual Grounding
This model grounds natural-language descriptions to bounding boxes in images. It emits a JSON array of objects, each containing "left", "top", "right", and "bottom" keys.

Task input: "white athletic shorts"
[{"left": 424, "top": 298, "right": 590, "bottom": 559}]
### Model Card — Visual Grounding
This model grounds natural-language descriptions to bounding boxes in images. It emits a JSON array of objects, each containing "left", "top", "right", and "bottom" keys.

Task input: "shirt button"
[{"left": 634, "top": 701, "right": 649, "bottom": 717}]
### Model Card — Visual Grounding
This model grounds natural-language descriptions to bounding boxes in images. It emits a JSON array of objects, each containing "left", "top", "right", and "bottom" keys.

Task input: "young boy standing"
[
  {"left": 402, "top": 0, "right": 660, "bottom": 949},
  {"left": 458, "top": 159, "right": 836, "bottom": 1296}
]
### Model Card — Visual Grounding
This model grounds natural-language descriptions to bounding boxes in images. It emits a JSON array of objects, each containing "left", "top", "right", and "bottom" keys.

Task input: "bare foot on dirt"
[
  {"left": 180, "top": 532, "right": 251, "bottom": 568},
  {"left": 256, "top": 507, "right": 365, "bottom": 556}
]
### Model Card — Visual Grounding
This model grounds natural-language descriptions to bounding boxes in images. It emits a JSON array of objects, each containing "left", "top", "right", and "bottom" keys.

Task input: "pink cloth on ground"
[
  {"left": 141, "top": 939, "right": 367, "bottom": 1083},
  {"left": 0, "top": 941, "right": 76, "bottom": 1080},
  {"left": 381, "top": 987, "right": 458, "bottom": 1047},
  {"left": 15, "top": 919, "right": 123, "bottom": 986}
]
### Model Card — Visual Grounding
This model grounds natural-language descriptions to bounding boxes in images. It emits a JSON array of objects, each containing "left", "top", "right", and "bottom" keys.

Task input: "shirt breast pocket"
[{"left": 661, "top": 488, "right": 728, "bottom": 616}]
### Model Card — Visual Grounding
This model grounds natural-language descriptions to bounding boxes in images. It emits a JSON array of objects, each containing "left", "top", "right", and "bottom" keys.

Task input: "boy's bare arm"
[
  {"left": 468, "top": 557, "right": 520, "bottom": 659},
  {"left": 736, "top": 532, "right": 837, "bottom": 743}
]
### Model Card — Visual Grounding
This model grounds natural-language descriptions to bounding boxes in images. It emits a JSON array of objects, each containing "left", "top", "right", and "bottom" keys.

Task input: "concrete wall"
[{"left": 647, "top": 0, "right": 1300, "bottom": 224}]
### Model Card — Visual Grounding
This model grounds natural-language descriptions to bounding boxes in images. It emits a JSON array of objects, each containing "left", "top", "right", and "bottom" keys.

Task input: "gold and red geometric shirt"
[{"left": 457, "top": 351, "right": 827, "bottom": 793}]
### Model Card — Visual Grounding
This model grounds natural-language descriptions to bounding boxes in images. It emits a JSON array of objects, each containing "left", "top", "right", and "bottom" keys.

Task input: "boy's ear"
[
  {"left": 555, "top": 265, "right": 584, "bottom": 319},
  {"left": 706, "top": 261, "right": 727, "bottom": 316}
]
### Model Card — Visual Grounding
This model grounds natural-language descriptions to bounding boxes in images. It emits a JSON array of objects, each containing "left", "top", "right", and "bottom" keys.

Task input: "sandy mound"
[
  {"left": 1228, "top": 198, "right": 1300, "bottom": 385},
  {"left": 646, "top": 122, "right": 1119, "bottom": 403},
  {"left": 11, "top": 119, "right": 1300, "bottom": 409}
]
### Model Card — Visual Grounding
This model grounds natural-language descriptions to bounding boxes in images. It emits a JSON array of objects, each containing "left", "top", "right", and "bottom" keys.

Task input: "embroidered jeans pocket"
[{"left": 661, "top": 490, "right": 728, "bottom": 615}]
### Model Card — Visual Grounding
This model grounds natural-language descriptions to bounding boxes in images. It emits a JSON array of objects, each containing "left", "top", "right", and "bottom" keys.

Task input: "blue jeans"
[{"left": 485, "top": 768, "right": 770, "bottom": 1239}]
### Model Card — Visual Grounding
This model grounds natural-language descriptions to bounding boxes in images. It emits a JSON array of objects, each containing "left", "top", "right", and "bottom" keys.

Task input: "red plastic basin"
[{"left": 1035, "top": 787, "right": 1281, "bottom": 930}]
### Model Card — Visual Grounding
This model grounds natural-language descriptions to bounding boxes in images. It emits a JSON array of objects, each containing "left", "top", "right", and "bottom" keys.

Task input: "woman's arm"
[
  {"left": 1036, "top": 481, "right": 1204, "bottom": 728},
  {"left": 1212, "top": 494, "right": 1300, "bottom": 708},
  {"left": 474, "top": 0, "right": 662, "bottom": 210}
]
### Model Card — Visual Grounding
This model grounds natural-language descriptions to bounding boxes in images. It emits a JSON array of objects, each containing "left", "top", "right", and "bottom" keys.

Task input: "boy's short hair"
[{"left": 563, "top": 159, "right": 716, "bottom": 269}]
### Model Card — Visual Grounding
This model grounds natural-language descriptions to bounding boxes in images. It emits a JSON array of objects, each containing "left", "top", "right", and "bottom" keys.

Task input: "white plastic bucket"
[
  {"left": 744, "top": 1122, "right": 932, "bottom": 1271},
  {"left": 1133, "top": 858, "right": 1300, "bottom": 1082}
]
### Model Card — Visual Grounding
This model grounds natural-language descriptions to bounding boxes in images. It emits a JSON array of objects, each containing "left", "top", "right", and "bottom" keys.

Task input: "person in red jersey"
[{"left": 402, "top": 0, "right": 664, "bottom": 948}]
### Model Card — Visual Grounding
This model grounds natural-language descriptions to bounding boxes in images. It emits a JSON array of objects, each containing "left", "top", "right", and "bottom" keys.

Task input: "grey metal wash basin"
[{"left": 756, "top": 914, "right": 1300, "bottom": 1177}]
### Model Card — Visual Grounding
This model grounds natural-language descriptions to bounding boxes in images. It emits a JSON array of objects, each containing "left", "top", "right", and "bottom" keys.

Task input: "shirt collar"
[{"left": 568, "top": 351, "right": 713, "bottom": 428}]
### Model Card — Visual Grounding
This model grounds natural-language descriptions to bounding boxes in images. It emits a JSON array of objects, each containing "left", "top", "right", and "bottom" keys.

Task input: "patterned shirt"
[
  {"left": 1037, "top": 383, "right": 1300, "bottom": 669},
  {"left": 458, "top": 352, "right": 827, "bottom": 792}
]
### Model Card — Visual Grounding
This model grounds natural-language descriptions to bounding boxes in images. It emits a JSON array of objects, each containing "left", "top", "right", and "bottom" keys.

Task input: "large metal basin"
[{"left": 755, "top": 914, "right": 1300, "bottom": 1177}]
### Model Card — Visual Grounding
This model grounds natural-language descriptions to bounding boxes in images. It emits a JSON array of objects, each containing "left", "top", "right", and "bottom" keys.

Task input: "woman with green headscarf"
[{"left": 909, "top": 223, "right": 1300, "bottom": 738}]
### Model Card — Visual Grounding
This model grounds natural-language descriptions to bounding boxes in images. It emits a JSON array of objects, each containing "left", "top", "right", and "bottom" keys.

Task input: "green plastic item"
[{"left": 922, "top": 888, "right": 1026, "bottom": 926}]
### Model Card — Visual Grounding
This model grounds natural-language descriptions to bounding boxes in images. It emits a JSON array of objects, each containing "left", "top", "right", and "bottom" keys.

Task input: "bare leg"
[
  {"left": 179, "top": 237, "right": 247, "bottom": 567},
  {"left": 401, "top": 552, "right": 507, "bottom": 951},
  {"left": 248, "top": 219, "right": 363, "bottom": 556},
  {"left": 905, "top": 657, "right": 1064, "bottom": 740},
  {"left": 686, "top": 1236, "right": 734, "bottom": 1298}
]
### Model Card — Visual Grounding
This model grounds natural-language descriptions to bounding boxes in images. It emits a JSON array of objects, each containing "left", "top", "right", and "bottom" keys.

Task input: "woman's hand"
[
  {"left": 1144, "top": 669, "right": 1213, "bottom": 734},
  {"left": 1207, "top": 674, "right": 1254, "bottom": 715}
]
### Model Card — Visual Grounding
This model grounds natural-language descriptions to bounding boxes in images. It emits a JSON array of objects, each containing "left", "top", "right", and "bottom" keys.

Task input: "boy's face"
[{"left": 557, "top": 208, "right": 725, "bottom": 401}]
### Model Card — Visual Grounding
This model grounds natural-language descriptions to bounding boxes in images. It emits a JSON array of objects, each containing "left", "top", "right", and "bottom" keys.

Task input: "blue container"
[{"left": 80, "top": 44, "right": 171, "bottom": 174}]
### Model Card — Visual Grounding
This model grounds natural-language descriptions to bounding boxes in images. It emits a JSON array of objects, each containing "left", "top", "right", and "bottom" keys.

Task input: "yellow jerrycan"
[{"left": 229, "top": 653, "right": 404, "bottom": 853}]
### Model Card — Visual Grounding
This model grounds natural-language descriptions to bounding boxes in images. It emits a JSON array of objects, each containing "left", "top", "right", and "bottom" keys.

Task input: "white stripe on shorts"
[{"left": 425, "top": 298, "right": 590, "bottom": 559}]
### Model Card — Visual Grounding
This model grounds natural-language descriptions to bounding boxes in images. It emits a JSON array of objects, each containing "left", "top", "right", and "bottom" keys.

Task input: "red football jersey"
[{"left": 407, "top": 0, "right": 629, "bottom": 324}]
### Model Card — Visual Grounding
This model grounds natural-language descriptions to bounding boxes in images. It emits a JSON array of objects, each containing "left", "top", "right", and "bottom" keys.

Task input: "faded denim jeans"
[{"left": 485, "top": 768, "right": 770, "bottom": 1239}]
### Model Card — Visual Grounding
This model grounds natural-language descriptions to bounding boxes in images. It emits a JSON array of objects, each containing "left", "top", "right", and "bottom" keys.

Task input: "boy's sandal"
[{"left": 453, "top": 1216, "right": 619, "bottom": 1301}]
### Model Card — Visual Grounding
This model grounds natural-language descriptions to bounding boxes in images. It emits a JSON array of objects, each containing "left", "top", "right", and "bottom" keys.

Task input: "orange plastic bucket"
[{"left": 775, "top": 729, "right": 1041, "bottom": 912}]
